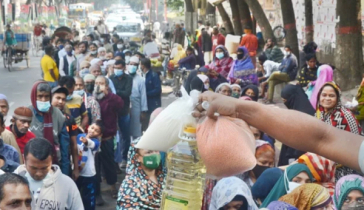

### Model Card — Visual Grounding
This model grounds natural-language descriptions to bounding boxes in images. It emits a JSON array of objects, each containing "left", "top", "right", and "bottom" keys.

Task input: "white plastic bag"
[
  {"left": 344, "top": 97, "right": 359, "bottom": 109},
  {"left": 136, "top": 87, "right": 198, "bottom": 152}
]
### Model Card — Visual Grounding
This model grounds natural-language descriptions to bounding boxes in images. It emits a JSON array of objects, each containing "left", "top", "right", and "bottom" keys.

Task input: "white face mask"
[
  {"left": 204, "top": 84, "right": 210, "bottom": 90},
  {"left": 284, "top": 169, "right": 302, "bottom": 193},
  {"left": 284, "top": 51, "right": 291, "bottom": 57},
  {"left": 117, "top": 44, "right": 123, "bottom": 49}
]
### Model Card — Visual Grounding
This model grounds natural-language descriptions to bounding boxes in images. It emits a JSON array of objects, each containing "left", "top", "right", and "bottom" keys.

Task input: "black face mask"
[
  {"left": 85, "top": 83, "right": 95, "bottom": 93},
  {"left": 252, "top": 165, "right": 270, "bottom": 179},
  {"left": 237, "top": 53, "right": 244, "bottom": 60},
  {"left": 12, "top": 123, "right": 26, "bottom": 138}
]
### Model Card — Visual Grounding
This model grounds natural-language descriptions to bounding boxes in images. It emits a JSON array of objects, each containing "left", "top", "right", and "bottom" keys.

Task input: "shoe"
[
  {"left": 120, "top": 160, "right": 127, "bottom": 168},
  {"left": 96, "top": 195, "right": 105, "bottom": 206}
]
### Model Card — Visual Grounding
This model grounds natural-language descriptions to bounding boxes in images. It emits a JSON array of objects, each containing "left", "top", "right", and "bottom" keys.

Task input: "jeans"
[
  {"left": 118, "top": 114, "right": 131, "bottom": 162},
  {"left": 47, "top": 81, "right": 58, "bottom": 89},
  {"left": 267, "top": 72, "right": 290, "bottom": 101},
  {"left": 76, "top": 175, "right": 96, "bottom": 210}
]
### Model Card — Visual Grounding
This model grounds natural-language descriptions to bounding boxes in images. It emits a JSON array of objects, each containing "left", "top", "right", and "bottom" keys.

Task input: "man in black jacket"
[
  {"left": 201, "top": 28, "right": 213, "bottom": 64},
  {"left": 109, "top": 60, "right": 133, "bottom": 168}
]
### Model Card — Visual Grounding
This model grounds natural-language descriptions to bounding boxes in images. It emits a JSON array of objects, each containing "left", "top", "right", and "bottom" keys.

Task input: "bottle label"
[{"left": 164, "top": 196, "right": 188, "bottom": 209}]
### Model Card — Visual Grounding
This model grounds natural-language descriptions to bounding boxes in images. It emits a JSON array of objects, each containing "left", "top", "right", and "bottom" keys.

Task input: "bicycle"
[
  {"left": 173, "top": 67, "right": 190, "bottom": 97},
  {"left": 32, "top": 35, "right": 42, "bottom": 56},
  {"left": 3, "top": 45, "right": 13, "bottom": 72}
]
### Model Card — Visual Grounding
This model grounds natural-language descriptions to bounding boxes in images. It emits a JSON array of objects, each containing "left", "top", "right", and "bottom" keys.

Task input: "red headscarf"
[{"left": 31, "top": 81, "right": 57, "bottom": 163}]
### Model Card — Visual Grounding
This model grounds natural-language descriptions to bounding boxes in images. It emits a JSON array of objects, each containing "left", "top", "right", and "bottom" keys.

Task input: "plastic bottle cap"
[{"left": 184, "top": 126, "right": 196, "bottom": 134}]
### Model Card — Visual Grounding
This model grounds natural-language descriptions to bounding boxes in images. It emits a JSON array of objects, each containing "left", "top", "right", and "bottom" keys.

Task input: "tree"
[
  {"left": 335, "top": 0, "right": 363, "bottom": 90},
  {"left": 238, "top": 0, "right": 252, "bottom": 31},
  {"left": 229, "top": 0, "right": 242, "bottom": 35},
  {"left": 244, "top": 0, "right": 274, "bottom": 41},
  {"left": 166, "top": 0, "right": 184, "bottom": 11},
  {"left": 280, "top": 0, "right": 299, "bottom": 58},
  {"left": 206, "top": 2, "right": 216, "bottom": 26},
  {"left": 305, "top": 0, "right": 313, "bottom": 43},
  {"left": 216, "top": 3, "right": 234, "bottom": 34}
]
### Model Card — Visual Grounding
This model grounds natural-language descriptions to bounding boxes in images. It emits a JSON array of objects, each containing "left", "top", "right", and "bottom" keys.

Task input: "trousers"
[
  {"left": 267, "top": 72, "right": 290, "bottom": 101},
  {"left": 76, "top": 175, "right": 96, "bottom": 210}
]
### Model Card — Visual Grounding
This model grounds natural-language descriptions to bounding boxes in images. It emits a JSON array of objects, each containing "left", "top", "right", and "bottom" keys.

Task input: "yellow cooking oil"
[{"left": 160, "top": 126, "right": 206, "bottom": 210}]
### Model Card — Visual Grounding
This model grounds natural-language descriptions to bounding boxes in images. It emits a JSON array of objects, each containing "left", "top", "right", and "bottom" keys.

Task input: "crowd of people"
[{"left": 0, "top": 19, "right": 364, "bottom": 210}]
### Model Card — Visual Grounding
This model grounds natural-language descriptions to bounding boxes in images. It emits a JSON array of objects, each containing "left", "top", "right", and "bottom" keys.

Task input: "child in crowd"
[{"left": 76, "top": 121, "right": 103, "bottom": 210}]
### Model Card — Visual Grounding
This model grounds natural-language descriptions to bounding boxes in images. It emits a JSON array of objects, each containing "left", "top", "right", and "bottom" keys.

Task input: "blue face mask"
[
  {"left": 216, "top": 52, "right": 224, "bottom": 59},
  {"left": 58, "top": 44, "right": 64, "bottom": 50},
  {"left": 114, "top": 69, "right": 124, "bottom": 77},
  {"left": 36, "top": 101, "right": 51, "bottom": 112},
  {"left": 128, "top": 65, "right": 137, "bottom": 74},
  {"left": 73, "top": 90, "right": 85, "bottom": 96},
  {"left": 66, "top": 95, "right": 73, "bottom": 101},
  {"left": 67, "top": 51, "right": 73, "bottom": 56}
]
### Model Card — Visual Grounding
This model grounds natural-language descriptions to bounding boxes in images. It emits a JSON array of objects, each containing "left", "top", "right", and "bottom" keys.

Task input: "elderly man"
[
  {"left": 0, "top": 173, "right": 32, "bottom": 210},
  {"left": 128, "top": 56, "right": 148, "bottom": 139},
  {"left": 94, "top": 75, "right": 123, "bottom": 204},
  {"left": 6, "top": 107, "right": 35, "bottom": 157},
  {"left": 0, "top": 94, "right": 22, "bottom": 158},
  {"left": 90, "top": 64, "right": 116, "bottom": 94},
  {"left": 109, "top": 60, "right": 133, "bottom": 167},
  {"left": 81, "top": 74, "right": 101, "bottom": 124},
  {"left": 28, "top": 81, "right": 70, "bottom": 175},
  {"left": 59, "top": 44, "right": 76, "bottom": 76}
]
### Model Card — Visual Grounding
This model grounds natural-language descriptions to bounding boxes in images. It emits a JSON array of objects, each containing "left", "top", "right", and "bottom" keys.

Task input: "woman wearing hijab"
[
  {"left": 190, "top": 74, "right": 210, "bottom": 92},
  {"left": 261, "top": 164, "right": 314, "bottom": 207},
  {"left": 178, "top": 46, "right": 197, "bottom": 70},
  {"left": 242, "top": 85, "right": 259, "bottom": 102},
  {"left": 297, "top": 152, "right": 336, "bottom": 196},
  {"left": 208, "top": 45, "right": 234, "bottom": 78},
  {"left": 266, "top": 201, "right": 298, "bottom": 210},
  {"left": 209, "top": 177, "right": 259, "bottom": 210},
  {"left": 316, "top": 82, "right": 361, "bottom": 179},
  {"left": 334, "top": 175, "right": 364, "bottom": 210},
  {"left": 306, "top": 64, "right": 334, "bottom": 108},
  {"left": 278, "top": 84, "right": 315, "bottom": 166},
  {"left": 279, "top": 184, "right": 333, "bottom": 210},
  {"left": 117, "top": 138, "right": 165, "bottom": 209},
  {"left": 228, "top": 47, "right": 258, "bottom": 88},
  {"left": 231, "top": 84, "right": 242, "bottom": 98},
  {"left": 251, "top": 168, "right": 283, "bottom": 206}
]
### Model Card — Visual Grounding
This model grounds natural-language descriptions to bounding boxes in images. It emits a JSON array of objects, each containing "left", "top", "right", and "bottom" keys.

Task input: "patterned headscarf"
[
  {"left": 266, "top": 201, "right": 298, "bottom": 210},
  {"left": 209, "top": 176, "right": 259, "bottom": 210},
  {"left": 334, "top": 175, "right": 364, "bottom": 210},
  {"left": 316, "top": 82, "right": 361, "bottom": 135},
  {"left": 279, "top": 183, "right": 332, "bottom": 210},
  {"left": 117, "top": 138, "right": 166, "bottom": 209},
  {"left": 298, "top": 152, "right": 336, "bottom": 195}
]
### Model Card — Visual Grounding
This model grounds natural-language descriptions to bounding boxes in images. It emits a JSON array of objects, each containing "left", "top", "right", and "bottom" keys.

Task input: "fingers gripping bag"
[
  {"left": 136, "top": 87, "right": 199, "bottom": 152},
  {"left": 197, "top": 116, "right": 256, "bottom": 178}
]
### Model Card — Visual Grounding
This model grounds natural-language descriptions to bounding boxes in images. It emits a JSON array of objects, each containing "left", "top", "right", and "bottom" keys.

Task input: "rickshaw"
[{"left": 0, "top": 33, "right": 31, "bottom": 71}]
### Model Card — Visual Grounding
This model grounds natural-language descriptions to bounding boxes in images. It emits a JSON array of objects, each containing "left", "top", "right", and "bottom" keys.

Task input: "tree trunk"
[
  {"left": 185, "top": 0, "right": 195, "bottom": 33},
  {"left": 206, "top": 2, "right": 216, "bottom": 26},
  {"left": 229, "top": 0, "right": 242, "bottom": 36},
  {"left": 280, "top": 0, "right": 299, "bottom": 59},
  {"left": 237, "top": 0, "right": 252, "bottom": 32},
  {"left": 185, "top": 0, "right": 194, "bottom": 12},
  {"left": 305, "top": 0, "right": 313, "bottom": 43},
  {"left": 335, "top": 0, "right": 363, "bottom": 90},
  {"left": 216, "top": 3, "right": 234, "bottom": 35},
  {"left": 244, "top": 0, "right": 274, "bottom": 41}
]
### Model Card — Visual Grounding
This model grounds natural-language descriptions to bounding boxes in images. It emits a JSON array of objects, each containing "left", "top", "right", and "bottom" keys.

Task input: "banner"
[
  {"left": 6, "top": 4, "right": 12, "bottom": 24},
  {"left": 38, "top": 6, "right": 48, "bottom": 24},
  {"left": 48, "top": 6, "right": 57, "bottom": 26},
  {"left": 19, "top": 5, "right": 30, "bottom": 24}
]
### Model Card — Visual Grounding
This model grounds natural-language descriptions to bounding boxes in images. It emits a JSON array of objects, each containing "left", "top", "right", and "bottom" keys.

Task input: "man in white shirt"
[
  {"left": 59, "top": 45, "right": 76, "bottom": 76},
  {"left": 258, "top": 54, "right": 281, "bottom": 99}
]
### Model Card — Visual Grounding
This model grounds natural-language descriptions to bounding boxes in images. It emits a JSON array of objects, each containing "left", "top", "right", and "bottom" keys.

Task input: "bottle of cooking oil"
[{"left": 160, "top": 125, "right": 206, "bottom": 210}]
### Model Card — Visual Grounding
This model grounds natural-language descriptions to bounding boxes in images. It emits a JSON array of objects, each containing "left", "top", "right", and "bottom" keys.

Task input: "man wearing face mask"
[
  {"left": 93, "top": 76, "right": 124, "bottom": 203},
  {"left": 123, "top": 50, "right": 132, "bottom": 64},
  {"left": 109, "top": 60, "right": 133, "bottom": 168},
  {"left": 261, "top": 46, "right": 298, "bottom": 104},
  {"left": 140, "top": 58, "right": 161, "bottom": 131},
  {"left": 59, "top": 44, "right": 76, "bottom": 76},
  {"left": 128, "top": 56, "right": 148, "bottom": 140},
  {"left": 28, "top": 81, "right": 70, "bottom": 176},
  {"left": 6, "top": 107, "right": 35, "bottom": 159},
  {"left": 90, "top": 64, "right": 117, "bottom": 94},
  {"left": 0, "top": 94, "right": 22, "bottom": 158},
  {"left": 77, "top": 75, "right": 101, "bottom": 124},
  {"left": 53, "top": 38, "right": 65, "bottom": 69},
  {"left": 58, "top": 76, "right": 89, "bottom": 130}
]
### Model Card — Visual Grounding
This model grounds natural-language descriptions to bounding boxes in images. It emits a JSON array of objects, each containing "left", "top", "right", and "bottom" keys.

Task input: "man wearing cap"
[
  {"left": 109, "top": 60, "right": 133, "bottom": 167},
  {"left": 6, "top": 107, "right": 35, "bottom": 156},
  {"left": 51, "top": 86, "right": 80, "bottom": 180},
  {"left": 90, "top": 64, "right": 117, "bottom": 94},
  {"left": 0, "top": 94, "right": 22, "bottom": 159},
  {"left": 128, "top": 56, "right": 148, "bottom": 139},
  {"left": 28, "top": 81, "right": 70, "bottom": 175}
]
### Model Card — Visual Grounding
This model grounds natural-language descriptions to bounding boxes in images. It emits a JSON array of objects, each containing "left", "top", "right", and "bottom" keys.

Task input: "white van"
[{"left": 115, "top": 21, "right": 145, "bottom": 44}]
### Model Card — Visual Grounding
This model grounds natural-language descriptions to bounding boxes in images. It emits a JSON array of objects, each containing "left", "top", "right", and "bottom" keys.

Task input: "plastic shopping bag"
[
  {"left": 136, "top": 87, "right": 197, "bottom": 152},
  {"left": 197, "top": 116, "right": 256, "bottom": 178}
]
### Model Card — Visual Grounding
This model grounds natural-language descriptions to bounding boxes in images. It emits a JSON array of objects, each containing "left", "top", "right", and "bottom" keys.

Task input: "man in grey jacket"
[{"left": 14, "top": 138, "right": 83, "bottom": 210}]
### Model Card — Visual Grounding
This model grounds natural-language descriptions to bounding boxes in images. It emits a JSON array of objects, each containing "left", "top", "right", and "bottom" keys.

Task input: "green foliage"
[{"left": 166, "top": 0, "right": 184, "bottom": 11}]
